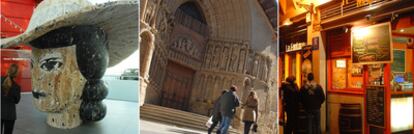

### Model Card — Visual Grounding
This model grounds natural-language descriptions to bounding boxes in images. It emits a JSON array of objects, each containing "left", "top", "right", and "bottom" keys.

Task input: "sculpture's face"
[{"left": 31, "top": 46, "right": 86, "bottom": 112}]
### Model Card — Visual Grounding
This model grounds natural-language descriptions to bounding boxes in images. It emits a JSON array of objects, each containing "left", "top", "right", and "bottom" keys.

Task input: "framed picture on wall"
[
  {"left": 351, "top": 23, "right": 393, "bottom": 64},
  {"left": 336, "top": 59, "right": 346, "bottom": 68}
]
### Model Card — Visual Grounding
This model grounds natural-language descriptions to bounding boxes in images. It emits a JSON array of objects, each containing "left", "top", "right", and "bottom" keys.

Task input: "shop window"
[
  {"left": 331, "top": 58, "right": 364, "bottom": 89},
  {"left": 327, "top": 27, "right": 363, "bottom": 91},
  {"left": 390, "top": 39, "right": 413, "bottom": 92}
]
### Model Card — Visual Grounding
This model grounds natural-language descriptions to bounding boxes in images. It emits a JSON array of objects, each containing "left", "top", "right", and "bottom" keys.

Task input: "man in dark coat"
[
  {"left": 300, "top": 73, "right": 325, "bottom": 134},
  {"left": 217, "top": 85, "right": 240, "bottom": 134},
  {"left": 280, "top": 76, "right": 300, "bottom": 134},
  {"left": 208, "top": 90, "right": 227, "bottom": 134},
  {"left": 1, "top": 64, "right": 21, "bottom": 134}
]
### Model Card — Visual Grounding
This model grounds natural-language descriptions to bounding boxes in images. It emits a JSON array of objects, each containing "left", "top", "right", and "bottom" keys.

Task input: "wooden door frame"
[{"left": 160, "top": 60, "right": 196, "bottom": 111}]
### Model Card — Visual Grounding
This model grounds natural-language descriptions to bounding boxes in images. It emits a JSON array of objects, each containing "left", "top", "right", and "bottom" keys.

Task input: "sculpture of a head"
[
  {"left": 30, "top": 25, "right": 108, "bottom": 128},
  {"left": 0, "top": 0, "right": 138, "bottom": 129}
]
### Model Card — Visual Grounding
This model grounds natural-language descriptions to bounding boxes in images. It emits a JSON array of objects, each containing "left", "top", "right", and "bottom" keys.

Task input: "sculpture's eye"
[{"left": 40, "top": 57, "right": 63, "bottom": 72}]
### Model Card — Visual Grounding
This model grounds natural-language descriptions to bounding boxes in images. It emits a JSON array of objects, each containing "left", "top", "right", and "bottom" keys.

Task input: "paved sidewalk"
[{"left": 140, "top": 119, "right": 207, "bottom": 134}]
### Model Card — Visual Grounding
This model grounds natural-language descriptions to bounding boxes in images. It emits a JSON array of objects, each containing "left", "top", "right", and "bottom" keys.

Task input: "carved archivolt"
[{"left": 170, "top": 37, "right": 202, "bottom": 59}]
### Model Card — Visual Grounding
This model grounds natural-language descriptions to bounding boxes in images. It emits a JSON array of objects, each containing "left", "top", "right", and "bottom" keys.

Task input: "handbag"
[
  {"left": 205, "top": 115, "right": 213, "bottom": 128},
  {"left": 252, "top": 123, "right": 258, "bottom": 132}
]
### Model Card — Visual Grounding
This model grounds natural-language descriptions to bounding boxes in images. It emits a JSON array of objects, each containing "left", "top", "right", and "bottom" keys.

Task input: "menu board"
[
  {"left": 366, "top": 86, "right": 385, "bottom": 127},
  {"left": 351, "top": 23, "right": 392, "bottom": 64},
  {"left": 391, "top": 50, "right": 405, "bottom": 72}
]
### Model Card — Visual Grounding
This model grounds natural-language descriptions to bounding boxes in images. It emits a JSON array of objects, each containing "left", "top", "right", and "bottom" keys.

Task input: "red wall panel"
[
  {"left": 1, "top": 50, "right": 32, "bottom": 92},
  {"left": 1, "top": 0, "right": 35, "bottom": 37},
  {"left": 1, "top": 0, "right": 38, "bottom": 92}
]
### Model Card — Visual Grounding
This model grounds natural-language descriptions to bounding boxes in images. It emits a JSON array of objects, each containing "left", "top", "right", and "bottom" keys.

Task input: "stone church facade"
[{"left": 140, "top": 0, "right": 278, "bottom": 133}]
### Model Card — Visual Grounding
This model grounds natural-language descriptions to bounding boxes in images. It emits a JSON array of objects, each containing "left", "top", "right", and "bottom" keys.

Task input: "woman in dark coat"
[
  {"left": 1, "top": 64, "right": 21, "bottom": 134},
  {"left": 280, "top": 76, "right": 299, "bottom": 134}
]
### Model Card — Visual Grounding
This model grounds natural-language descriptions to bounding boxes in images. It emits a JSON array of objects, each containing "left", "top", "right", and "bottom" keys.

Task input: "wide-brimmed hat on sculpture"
[{"left": 1, "top": 0, "right": 138, "bottom": 67}]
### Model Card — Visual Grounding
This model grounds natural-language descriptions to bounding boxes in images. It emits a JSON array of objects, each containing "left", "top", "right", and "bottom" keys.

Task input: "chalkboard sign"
[
  {"left": 391, "top": 50, "right": 405, "bottom": 72},
  {"left": 351, "top": 23, "right": 393, "bottom": 64},
  {"left": 366, "top": 86, "right": 385, "bottom": 127}
]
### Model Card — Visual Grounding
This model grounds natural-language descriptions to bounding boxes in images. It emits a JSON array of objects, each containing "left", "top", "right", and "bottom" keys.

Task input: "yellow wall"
[
  {"left": 296, "top": 52, "right": 302, "bottom": 86},
  {"left": 280, "top": 0, "right": 331, "bottom": 24},
  {"left": 284, "top": 54, "right": 290, "bottom": 79}
]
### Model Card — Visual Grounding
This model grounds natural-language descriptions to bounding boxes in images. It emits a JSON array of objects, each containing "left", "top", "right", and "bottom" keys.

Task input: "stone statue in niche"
[
  {"left": 238, "top": 49, "right": 246, "bottom": 73},
  {"left": 252, "top": 54, "right": 260, "bottom": 77},
  {"left": 245, "top": 52, "right": 254, "bottom": 75},
  {"left": 230, "top": 46, "right": 240, "bottom": 72},
  {"left": 222, "top": 46, "right": 229, "bottom": 70},
  {"left": 214, "top": 46, "right": 221, "bottom": 70},
  {"left": 204, "top": 45, "right": 212, "bottom": 69},
  {"left": 263, "top": 59, "right": 269, "bottom": 81},
  {"left": 145, "top": 5, "right": 153, "bottom": 23},
  {"left": 158, "top": 10, "right": 171, "bottom": 39},
  {"left": 1, "top": 0, "right": 138, "bottom": 129}
]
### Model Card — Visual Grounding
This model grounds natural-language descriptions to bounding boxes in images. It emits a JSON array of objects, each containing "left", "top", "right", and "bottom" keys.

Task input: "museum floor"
[{"left": 13, "top": 94, "right": 138, "bottom": 134}]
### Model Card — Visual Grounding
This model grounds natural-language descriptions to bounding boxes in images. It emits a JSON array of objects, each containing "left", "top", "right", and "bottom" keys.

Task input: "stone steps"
[
  {"left": 140, "top": 104, "right": 240, "bottom": 134},
  {"left": 141, "top": 104, "right": 208, "bottom": 120}
]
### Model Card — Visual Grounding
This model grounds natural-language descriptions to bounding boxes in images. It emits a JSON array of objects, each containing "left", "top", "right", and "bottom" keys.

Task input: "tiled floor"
[{"left": 13, "top": 94, "right": 138, "bottom": 134}]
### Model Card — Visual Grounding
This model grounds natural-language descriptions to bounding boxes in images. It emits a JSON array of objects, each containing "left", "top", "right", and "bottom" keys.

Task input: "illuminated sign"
[
  {"left": 391, "top": 96, "right": 413, "bottom": 132},
  {"left": 286, "top": 42, "right": 307, "bottom": 52},
  {"left": 351, "top": 23, "right": 392, "bottom": 64}
]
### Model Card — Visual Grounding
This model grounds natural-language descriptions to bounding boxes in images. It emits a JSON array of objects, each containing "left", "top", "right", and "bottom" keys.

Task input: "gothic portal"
[{"left": 140, "top": 0, "right": 278, "bottom": 133}]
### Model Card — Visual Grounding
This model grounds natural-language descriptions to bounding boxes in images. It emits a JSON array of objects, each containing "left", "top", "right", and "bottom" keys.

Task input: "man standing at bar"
[{"left": 300, "top": 73, "right": 325, "bottom": 134}]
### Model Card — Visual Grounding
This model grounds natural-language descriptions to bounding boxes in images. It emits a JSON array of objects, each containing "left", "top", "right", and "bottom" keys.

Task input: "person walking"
[
  {"left": 216, "top": 85, "right": 240, "bottom": 134},
  {"left": 300, "top": 73, "right": 325, "bottom": 134},
  {"left": 1, "top": 64, "right": 21, "bottom": 134},
  {"left": 208, "top": 90, "right": 228, "bottom": 134},
  {"left": 242, "top": 91, "right": 259, "bottom": 134},
  {"left": 280, "top": 76, "right": 300, "bottom": 134}
]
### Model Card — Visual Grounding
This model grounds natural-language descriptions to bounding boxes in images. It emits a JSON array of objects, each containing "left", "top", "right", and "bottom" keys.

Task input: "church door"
[{"left": 161, "top": 61, "right": 195, "bottom": 111}]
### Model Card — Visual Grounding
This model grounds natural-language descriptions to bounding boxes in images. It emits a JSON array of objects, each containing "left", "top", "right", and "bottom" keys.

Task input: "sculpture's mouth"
[{"left": 32, "top": 91, "right": 47, "bottom": 99}]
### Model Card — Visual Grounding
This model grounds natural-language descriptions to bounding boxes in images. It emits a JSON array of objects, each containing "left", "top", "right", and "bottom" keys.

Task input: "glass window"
[
  {"left": 390, "top": 36, "right": 413, "bottom": 92},
  {"left": 332, "top": 58, "right": 364, "bottom": 89}
]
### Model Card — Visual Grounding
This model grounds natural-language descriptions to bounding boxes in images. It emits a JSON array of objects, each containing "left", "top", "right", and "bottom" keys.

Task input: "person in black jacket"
[
  {"left": 280, "top": 76, "right": 299, "bottom": 134},
  {"left": 217, "top": 85, "right": 240, "bottom": 134},
  {"left": 1, "top": 64, "right": 21, "bottom": 134},
  {"left": 300, "top": 73, "right": 325, "bottom": 134},
  {"left": 208, "top": 90, "right": 227, "bottom": 134}
]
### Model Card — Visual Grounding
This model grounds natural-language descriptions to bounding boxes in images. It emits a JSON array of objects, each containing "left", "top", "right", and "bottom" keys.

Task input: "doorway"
[{"left": 161, "top": 61, "right": 195, "bottom": 111}]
